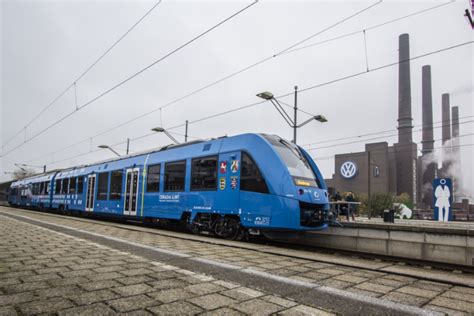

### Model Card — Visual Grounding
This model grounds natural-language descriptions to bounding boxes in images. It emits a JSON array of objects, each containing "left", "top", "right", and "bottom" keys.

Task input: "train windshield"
[{"left": 263, "top": 135, "right": 320, "bottom": 188}]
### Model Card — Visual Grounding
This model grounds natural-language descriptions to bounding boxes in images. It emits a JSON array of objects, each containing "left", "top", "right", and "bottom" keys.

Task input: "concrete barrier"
[{"left": 289, "top": 222, "right": 474, "bottom": 267}]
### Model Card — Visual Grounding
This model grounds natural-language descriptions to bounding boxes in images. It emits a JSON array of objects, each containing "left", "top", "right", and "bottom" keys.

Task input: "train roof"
[{"left": 11, "top": 133, "right": 283, "bottom": 185}]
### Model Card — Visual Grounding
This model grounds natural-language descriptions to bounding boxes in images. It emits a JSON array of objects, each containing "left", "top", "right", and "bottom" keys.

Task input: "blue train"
[{"left": 8, "top": 133, "right": 329, "bottom": 238}]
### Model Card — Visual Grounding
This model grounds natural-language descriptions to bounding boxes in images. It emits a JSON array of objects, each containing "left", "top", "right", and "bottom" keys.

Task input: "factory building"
[{"left": 324, "top": 33, "right": 464, "bottom": 210}]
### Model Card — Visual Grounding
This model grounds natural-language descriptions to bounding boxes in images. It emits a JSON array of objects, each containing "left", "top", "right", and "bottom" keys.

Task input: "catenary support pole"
[
  {"left": 185, "top": 120, "right": 189, "bottom": 142},
  {"left": 293, "top": 86, "right": 298, "bottom": 144},
  {"left": 367, "top": 150, "right": 371, "bottom": 219}
]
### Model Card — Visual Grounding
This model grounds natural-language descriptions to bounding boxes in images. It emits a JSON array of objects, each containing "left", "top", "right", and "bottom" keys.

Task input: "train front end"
[{"left": 248, "top": 134, "right": 330, "bottom": 232}]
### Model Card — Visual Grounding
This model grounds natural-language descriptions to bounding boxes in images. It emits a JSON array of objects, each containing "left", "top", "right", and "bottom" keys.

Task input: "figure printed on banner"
[{"left": 433, "top": 178, "right": 452, "bottom": 222}]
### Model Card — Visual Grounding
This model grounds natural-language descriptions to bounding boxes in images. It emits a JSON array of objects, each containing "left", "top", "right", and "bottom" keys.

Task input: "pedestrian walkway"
[
  {"left": 0, "top": 215, "right": 331, "bottom": 315},
  {"left": 2, "top": 208, "right": 474, "bottom": 315}
]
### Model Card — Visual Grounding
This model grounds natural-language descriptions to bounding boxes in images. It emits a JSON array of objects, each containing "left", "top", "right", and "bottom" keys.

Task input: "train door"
[
  {"left": 85, "top": 174, "right": 96, "bottom": 212},
  {"left": 124, "top": 168, "right": 139, "bottom": 216}
]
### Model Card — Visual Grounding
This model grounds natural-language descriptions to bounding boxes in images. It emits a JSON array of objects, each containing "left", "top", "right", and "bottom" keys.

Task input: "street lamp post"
[
  {"left": 151, "top": 127, "right": 180, "bottom": 144},
  {"left": 98, "top": 145, "right": 121, "bottom": 157},
  {"left": 256, "top": 88, "right": 327, "bottom": 144}
]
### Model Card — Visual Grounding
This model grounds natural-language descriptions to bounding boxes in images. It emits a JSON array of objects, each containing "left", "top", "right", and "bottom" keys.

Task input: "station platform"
[
  {"left": 1, "top": 207, "right": 474, "bottom": 315},
  {"left": 294, "top": 218, "right": 474, "bottom": 268},
  {"left": 0, "top": 212, "right": 330, "bottom": 315}
]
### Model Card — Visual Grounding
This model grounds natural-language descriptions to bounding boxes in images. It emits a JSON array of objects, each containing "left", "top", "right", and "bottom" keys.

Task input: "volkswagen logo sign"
[{"left": 340, "top": 161, "right": 357, "bottom": 179}]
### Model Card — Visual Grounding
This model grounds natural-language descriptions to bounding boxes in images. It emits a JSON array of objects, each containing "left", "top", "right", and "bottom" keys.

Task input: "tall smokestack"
[
  {"left": 451, "top": 106, "right": 461, "bottom": 201},
  {"left": 398, "top": 33, "right": 413, "bottom": 144},
  {"left": 442, "top": 93, "right": 451, "bottom": 145},
  {"left": 452, "top": 106, "right": 460, "bottom": 140},
  {"left": 420, "top": 65, "right": 436, "bottom": 208},
  {"left": 440, "top": 93, "right": 452, "bottom": 179},
  {"left": 421, "top": 65, "right": 434, "bottom": 154},
  {"left": 394, "top": 33, "right": 417, "bottom": 205}
]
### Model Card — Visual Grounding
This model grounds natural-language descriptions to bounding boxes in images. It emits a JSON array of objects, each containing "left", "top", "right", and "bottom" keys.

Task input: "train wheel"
[{"left": 214, "top": 216, "right": 240, "bottom": 240}]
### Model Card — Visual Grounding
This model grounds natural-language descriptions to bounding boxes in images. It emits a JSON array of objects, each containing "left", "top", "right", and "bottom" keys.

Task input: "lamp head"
[
  {"left": 98, "top": 145, "right": 109, "bottom": 149},
  {"left": 151, "top": 127, "right": 165, "bottom": 133},
  {"left": 314, "top": 115, "right": 327, "bottom": 123},
  {"left": 256, "top": 91, "right": 274, "bottom": 100}
]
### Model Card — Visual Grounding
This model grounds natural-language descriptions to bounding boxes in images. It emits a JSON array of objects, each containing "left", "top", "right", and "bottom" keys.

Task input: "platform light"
[
  {"left": 151, "top": 127, "right": 180, "bottom": 144},
  {"left": 98, "top": 145, "right": 121, "bottom": 157},
  {"left": 314, "top": 115, "right": 328, "bottom": 123},
  {"left": 256, "top": 91, "right": 274, "bottom": 100},
  {"left": 151, "top": 127, "right": 165, "bottom": 133},
  {"left": 256, "top": 87, "right": 327, "bottom": 144}
]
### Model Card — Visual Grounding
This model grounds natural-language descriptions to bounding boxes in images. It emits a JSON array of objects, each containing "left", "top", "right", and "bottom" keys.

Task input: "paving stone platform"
[
  {"left": 0, "top": 215, "right": 332, "bottom": 315},
  {"left": 1, "top": 207, "right": 474, "bottom": 315}
]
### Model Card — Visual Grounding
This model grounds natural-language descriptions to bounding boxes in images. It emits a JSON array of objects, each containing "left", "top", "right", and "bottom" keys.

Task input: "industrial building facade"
[{"left": 325, "top": 33, "right": 462, "bottom": 209}]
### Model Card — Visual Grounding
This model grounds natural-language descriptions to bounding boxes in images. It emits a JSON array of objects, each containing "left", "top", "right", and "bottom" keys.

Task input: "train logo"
[
  {"left": 313, "top": 191, "right": 320, "bottom": 199},
  {"left": 340, "top": 161, "right": 357, "bottom": 179},
  {"left": 219, "top": 177, "right": 226, "bottom": 190},
  {"left": 254, "top": 216, "right": 270, "bottom": 226},
  {"left": 230, "top": 176, "right": 238, "bottom": 190},
  {"left": 220, "top": 161, "right": 227, "bottom": 174},
  {"left": 231, "top": 160, "right": 239, "bottom": 173}
]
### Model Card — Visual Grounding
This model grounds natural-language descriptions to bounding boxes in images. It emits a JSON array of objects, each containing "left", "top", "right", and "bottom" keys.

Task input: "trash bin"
[
  {"left": 389, "top": 209, "right": 395, "bottom": 223},
  {"left": 383, "top": 210, "right": 390, "bottom": 223}
]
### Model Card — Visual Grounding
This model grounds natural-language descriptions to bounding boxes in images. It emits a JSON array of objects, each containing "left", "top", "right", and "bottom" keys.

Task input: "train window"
[
  {"left": 39, "top": 182, "right": 43, "bottom": 195},
  {"left": 164, "top": 160, "right": 186, "bottom": 192},
  {"left": 147, "top": 164, "right": 160, "bottom": 192},
  {"left": 45, "top": 182, "right": 50, "bottom": 194},
  {"left": 241, "top": 152, "right": 269, "bottom": 194},
  {"left": 32, "top": 183, "right": 37, "bottom": 195},
  {"left": 55, "top": 179, "right": 61, "bottom": 194},
  {"left": 191, "top": 156, "right": 217, "bottom": 191},
  {"left": 61, "top": 178, "right": 69, "bottom": 194},
  {"left": 97, "top": 172, "right": 109, "bottom": 200},
  {"left": 77, "top": 177, "right": 84, "bottom": 194},
  {"left": 109, "top": 170, "right": 123, "bottom": 200},
  {"left": 263, "top": 135, "right": 320, "bottom": 188},
  {"left": 69, "top": 177, "right": 77, "bottom": 194}
]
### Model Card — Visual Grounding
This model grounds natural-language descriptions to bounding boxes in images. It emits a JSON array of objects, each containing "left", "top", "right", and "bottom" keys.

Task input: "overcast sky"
[{"left": 1, "top": 0, "right": 473, "bottom": 197}]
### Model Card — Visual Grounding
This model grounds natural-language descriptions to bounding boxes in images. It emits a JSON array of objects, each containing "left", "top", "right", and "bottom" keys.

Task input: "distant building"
[{"left": 324, "top": 34, "right": 464, "bottom": 210}]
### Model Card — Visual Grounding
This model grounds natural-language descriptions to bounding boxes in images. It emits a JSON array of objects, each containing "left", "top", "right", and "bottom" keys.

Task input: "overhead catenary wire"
[
  {"left": 1, "top": 0, "right": 258, "bottom": 158},
  {"left": 165, "top": 41, "right": 474, "bottom": 134},
  {"left": 4, "top": 1, "right": 458, "bottom": 170},
  {"left": 281, "top": 0, "right": 453, "bottom": 56},
  {"left": 17, "top": 0, "right": 386, "bottom": 164},
  {"left": 2, "top": 1, "right": 163, "bottom": 149},
  {"left": 305, "top": 120, "right": 474, "bottom": 151},
  {"left": 5, "top": 2, "right": 460, "bottom": 178},
  {"left": 302, "top": 115, "right": 474, "bottom": 148},
  {"left": 23, "top": 132, "right": 474, "bottom": 174},
  {"left": 311, "top": 140, "right": 474, "bottom": 162},
  {"left": 21, "top": 40, "right": 474, "bottom": 168}
]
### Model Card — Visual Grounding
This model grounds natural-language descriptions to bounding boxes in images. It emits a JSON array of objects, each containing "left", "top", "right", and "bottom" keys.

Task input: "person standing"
[{"left": 345, "top": 191, "right": 356, "bottom": 221}]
